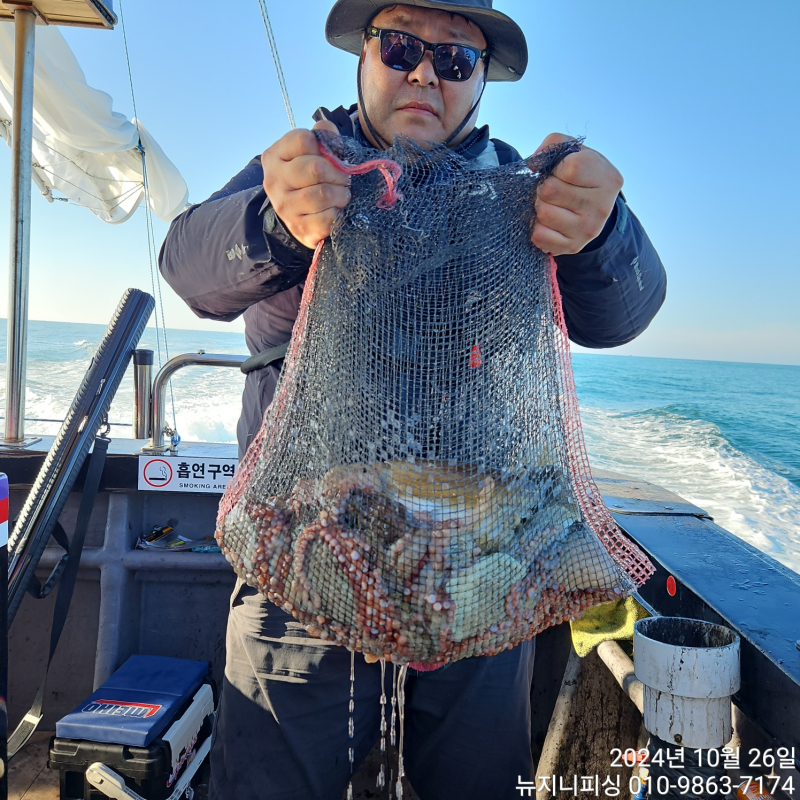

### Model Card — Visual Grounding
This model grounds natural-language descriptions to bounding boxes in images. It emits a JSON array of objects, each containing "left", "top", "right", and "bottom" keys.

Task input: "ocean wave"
[
  {"left": 581, "top": 406, "right": 800, "bottom": 573},
  {"left": 4, "top": 360, "right": 245, "bottom": 444}
]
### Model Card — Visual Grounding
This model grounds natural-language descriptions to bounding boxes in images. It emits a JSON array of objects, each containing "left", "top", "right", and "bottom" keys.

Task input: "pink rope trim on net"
[
  {"left": 317, "top": 136, "right": 403, "bottom": 210},
  {"left": 547, "top": 255, "right": 654, "bottom": 586}
]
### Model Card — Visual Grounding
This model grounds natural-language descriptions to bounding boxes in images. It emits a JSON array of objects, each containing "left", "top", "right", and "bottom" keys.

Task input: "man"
[{"left": 159, "top": 2, "right": 666, "bottom": 798}]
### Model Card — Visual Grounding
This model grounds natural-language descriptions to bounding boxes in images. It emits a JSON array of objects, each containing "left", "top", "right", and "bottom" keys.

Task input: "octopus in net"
[{"left": 222, "top": 459, "right": 632, "bottom": 663}]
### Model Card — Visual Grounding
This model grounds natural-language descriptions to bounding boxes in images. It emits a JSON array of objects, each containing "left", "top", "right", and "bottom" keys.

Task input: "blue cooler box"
[{"left": 49, "top": 655, "right": 214, "bottom": 800}]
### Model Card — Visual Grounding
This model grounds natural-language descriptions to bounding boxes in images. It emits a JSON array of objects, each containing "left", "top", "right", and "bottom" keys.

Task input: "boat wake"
[
  {"left": 2, "top": 350, "right": 244, "bottom": 445},
  {"left": 581, "top": 406, "right": 800, "bottom": 574}
]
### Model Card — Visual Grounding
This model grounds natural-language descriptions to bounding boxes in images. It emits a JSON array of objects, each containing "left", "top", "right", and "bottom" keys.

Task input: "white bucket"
[{"left": 634, "top": 617, "right": 740, "bottom": 749}]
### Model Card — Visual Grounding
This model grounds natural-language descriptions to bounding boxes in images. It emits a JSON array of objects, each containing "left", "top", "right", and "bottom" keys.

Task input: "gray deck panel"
[{"left": 614, "top": 511, "right": 800, "bottom": 754}]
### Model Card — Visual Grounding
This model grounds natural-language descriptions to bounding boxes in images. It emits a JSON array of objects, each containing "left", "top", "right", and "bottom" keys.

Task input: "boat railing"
[
  {"left": 140, "top": 351, "right": 247, "bottom": 453},
  {"left": 2, "top": 348, "right": 248, "bottom": 448},
  {"left": 0, "top": 417, "right": 133, "bottom": 427}
]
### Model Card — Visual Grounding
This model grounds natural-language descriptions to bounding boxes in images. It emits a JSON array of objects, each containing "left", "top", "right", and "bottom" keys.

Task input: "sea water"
[
  {"left": 573, "top": 354, "right": 800, "bottom": 573},
  {"left": 1, "top": 320, "right": 798, "bottom": 574}
]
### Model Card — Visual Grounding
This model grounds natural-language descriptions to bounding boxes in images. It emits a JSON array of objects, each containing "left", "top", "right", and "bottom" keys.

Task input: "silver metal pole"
[
  {"left": 3, "top": 8, "right": 37, "bottom": 446},
  {"left": 142, "top": 352, "right": 247, "bottom": 453},
  {"left": 132, "top": 349, "right": 153, "bottom": 438}
]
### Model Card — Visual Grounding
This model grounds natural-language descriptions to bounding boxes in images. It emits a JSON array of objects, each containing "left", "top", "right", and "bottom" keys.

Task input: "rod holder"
[
  {"left": 132, "top": 349, "right": 153, "bottom": 439},
  {"left": 141, "top": 352, "right": 247, "bottom": 453},
  {"left": 634, "top": 616, "right": 740, "bottom": 750}
]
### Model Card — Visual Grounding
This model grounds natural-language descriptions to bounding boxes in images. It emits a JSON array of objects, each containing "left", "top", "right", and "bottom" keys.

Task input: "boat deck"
[
  {"left": 8, "top": 733, "right": 58, "bottom": 800},
  {"left": 5, "top": 440, "right": 798, "bottom": 799},
  {"left": 7, "top": 732, "right": 418, "bottom": 800}
]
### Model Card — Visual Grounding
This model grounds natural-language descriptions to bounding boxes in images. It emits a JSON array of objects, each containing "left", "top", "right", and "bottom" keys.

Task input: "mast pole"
[{"left": 3, "top": 7, "right": 38, "bottom": 446}]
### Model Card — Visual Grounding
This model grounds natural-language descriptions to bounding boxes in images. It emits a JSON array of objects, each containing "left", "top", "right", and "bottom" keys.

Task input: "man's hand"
[
  {"left": 531, "top": 133, "right": 623, "bottom": 256},
  {"left": 261, "top": 120, "right": 351, "bottom": 249}
]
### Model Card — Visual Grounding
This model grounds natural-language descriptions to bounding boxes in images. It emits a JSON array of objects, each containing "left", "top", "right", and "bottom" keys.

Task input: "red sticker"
[
  {"left": 666, "top": 576, "right": 677, "bottom": 596},
  {"left": 470, "top": 344, "right": 483, "bottom": 369}
]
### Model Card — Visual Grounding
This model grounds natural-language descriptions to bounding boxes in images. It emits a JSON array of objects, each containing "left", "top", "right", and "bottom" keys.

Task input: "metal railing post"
[
  {"left": 3, "top": 8, "right": 39, "bottom": 448},
  {"left": 132, "top": 349, "right": 153, "bottom": 439},
  {"left": 142, "top": 353, "right": 247, "bottom": 453}
]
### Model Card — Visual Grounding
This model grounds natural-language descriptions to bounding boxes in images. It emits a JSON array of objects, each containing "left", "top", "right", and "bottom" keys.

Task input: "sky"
[{"left": 0, "top": 0, "right": 798, "bottom": 366}]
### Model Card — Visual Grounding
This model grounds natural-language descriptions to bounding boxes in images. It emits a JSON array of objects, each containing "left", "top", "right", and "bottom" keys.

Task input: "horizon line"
[{"left": 1, "top": 317, "right": 798, "bottom": 371}]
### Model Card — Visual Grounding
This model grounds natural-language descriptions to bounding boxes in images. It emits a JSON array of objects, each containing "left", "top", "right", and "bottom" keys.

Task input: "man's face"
[{"left": 359, "top": 5, "right": 488, "bottom": 148}]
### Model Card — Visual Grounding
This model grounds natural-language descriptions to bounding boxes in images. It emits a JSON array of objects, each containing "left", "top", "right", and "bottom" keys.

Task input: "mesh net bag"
[{"left": 217, "top": 132, "right": 654, "bottom": 665}]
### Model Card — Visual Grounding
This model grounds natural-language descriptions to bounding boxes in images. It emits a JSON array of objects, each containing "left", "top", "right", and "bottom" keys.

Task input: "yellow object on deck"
[{"left": 570, "top": 596, "right": 649, "bottom": 657}]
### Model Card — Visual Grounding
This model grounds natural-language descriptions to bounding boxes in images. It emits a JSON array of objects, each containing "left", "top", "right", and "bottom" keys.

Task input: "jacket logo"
[
  {"left": 82, "top": 699, "right": 162, "bottom": 718},
  {"left": 226, "top": 243, "right": 250, "bottom": 261},
  {"left": 631, "top": 256, "right": 644, "bottom": 291}
]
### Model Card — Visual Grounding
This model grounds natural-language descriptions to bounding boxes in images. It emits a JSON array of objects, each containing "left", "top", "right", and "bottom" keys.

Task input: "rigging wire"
[
  {"left": 2, "top": 120, "right": 146, "bottom": 212},
  {"left": 256, "top": 0, "right": 296, "bottom": 129},
  {"left": 32, "top": 163, "right": 142, "bottom": 207},
  {"left": 118, "top": 0, "right": 179, "bottom": 443}
]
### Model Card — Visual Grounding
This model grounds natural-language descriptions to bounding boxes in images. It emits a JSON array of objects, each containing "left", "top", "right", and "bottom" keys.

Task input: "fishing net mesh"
[{"left": 217, "top": 132, "right": 653, "bottom": 665}]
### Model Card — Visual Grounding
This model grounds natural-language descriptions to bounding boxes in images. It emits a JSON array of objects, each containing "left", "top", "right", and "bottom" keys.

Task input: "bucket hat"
[{"left": 326, "top": 0, "right": 528, "bottom": 82}]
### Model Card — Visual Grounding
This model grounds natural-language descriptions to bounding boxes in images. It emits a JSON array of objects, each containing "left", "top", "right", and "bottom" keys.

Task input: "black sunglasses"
[{"left": 367, "top": 27, "right": 488, "bottom": 82}]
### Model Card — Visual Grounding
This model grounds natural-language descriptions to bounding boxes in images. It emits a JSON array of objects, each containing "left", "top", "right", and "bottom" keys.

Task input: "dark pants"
[{"left": 209, "top": 582, "right": 536, "bottom": 800}]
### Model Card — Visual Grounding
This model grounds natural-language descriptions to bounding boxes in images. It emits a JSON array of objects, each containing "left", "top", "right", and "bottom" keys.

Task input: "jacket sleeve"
[
  {"left": 555, "top": 195, "right": 666, "bottom": 348},
  {"left": 158, "top": 156, "right": 315, "bottom": 322}
]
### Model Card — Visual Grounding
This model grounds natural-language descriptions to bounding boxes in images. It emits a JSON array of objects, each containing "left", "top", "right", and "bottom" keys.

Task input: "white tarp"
[{"left": 0, "top": 23, "right": 188, "bottom": 223}]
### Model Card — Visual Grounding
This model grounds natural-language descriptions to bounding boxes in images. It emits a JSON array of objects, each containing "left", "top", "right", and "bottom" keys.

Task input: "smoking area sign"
[{"left": 138, "top": 456, "right": 238, "bottom": 494}]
